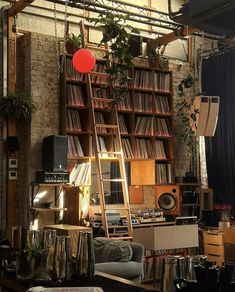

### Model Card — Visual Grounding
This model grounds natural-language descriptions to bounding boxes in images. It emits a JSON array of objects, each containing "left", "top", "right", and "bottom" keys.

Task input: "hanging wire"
[
  {"left": 54, "top": 2, "right": 60, "bottom": 79},
  {"left": 54, "top": 0, "right": 69, "bottom": 79}
]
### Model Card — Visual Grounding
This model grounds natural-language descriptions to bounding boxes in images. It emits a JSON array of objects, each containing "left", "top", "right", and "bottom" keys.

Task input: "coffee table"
[{"left": 0, "top": 271, "right": 158, "bottom": 292}]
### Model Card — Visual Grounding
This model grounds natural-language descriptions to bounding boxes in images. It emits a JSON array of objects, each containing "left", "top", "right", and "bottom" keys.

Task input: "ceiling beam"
[
  {"left": 152, "top": 26, "right": 200, "bottom": 47},
  {"left": 8, "top": 0, "right": 35, "bottom": 17}
]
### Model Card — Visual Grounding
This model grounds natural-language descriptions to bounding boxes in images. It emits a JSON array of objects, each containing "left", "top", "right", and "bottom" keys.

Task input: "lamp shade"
[{"left": 72, "top": 48, "right": 96, "bottom": 73}]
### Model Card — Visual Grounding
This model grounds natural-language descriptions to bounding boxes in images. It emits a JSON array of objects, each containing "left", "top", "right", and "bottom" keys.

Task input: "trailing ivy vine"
[{"left": 176, "top": 74, "right": 200, "bottom": 173}]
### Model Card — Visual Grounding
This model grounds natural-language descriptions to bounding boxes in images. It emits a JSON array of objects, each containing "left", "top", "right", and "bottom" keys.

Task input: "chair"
[{"left": 93, "top": 237, "right": 144, "bottom": 282}]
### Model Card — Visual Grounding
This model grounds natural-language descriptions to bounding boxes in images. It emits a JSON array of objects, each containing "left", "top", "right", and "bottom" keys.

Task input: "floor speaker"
[
  {"left": 155, "top": 185, "right": 180, "bottom": 215},
  {"left": 42, "top": 135, "right": 68, "bottom": 172}
]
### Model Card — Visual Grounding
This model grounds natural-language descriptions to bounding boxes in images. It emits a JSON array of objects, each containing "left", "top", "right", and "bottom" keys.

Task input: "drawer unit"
[{"left": 203, "top": 230, "right": 224, "bottom": 266}]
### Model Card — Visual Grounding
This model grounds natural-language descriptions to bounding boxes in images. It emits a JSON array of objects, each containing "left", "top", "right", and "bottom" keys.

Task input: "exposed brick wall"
[
  {"left": 15, "top": 32, "right": 60, "bottom": 229},
  {"left": 1, "top": 32, "right": 202, "bottom": 227}
]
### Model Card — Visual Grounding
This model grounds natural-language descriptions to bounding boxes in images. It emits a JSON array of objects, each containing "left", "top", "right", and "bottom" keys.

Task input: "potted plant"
[
  {"left": 0, "top": 92, "right": 36, "bottom": 121},
  {"left": 66, "top": 33, "right": 82, "bottom": 54},
  {"left": 146, "top": 40, "right": 168, "bottom": 70},
  {"left": 218, "top": 209, "right": 231, "bottom": 231}
]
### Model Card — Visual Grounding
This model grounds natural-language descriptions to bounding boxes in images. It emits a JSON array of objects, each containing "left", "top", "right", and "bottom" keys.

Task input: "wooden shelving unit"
[
  {"left": 30, "top": 182, "right": 68, "bottom": 224},
  {"left": 60, "top": 55, "right": 174, "bottom": 186}
]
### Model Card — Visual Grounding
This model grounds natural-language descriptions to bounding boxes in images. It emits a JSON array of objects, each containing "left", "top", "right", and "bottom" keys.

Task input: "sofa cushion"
[{"left": 94, "top": 237, "right": 133, "bottom": 263}]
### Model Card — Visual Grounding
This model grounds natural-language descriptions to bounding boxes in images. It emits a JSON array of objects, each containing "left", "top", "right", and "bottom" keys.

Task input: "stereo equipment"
[
  {"left": 175, "top": 216, "right": 197, "bottom": 225},
  {"left": 36, "top": 170, "right": 69, "bottom": 183},
  {"left": 192, "top": 96, "right": 220, "bottom": 137},
  {"left": 181, "top": 191, "right": 199, "bottom": 204},
  {"left": 42, "top": 135, "right": 68, "bottom": 172},
  {"left": 155, "top": 185, "right": 180, "bottom": 216},
  {"left": 94, "top": 212, "right": 121, "bottom": 225},
  {"left": 139, "top": 217, "right": 166, "bottom": 223}
]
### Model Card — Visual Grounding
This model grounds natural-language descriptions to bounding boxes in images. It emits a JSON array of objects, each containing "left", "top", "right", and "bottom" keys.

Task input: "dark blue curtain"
[{"left": 202, "top": 50, "right": 235, "bottom": 204}]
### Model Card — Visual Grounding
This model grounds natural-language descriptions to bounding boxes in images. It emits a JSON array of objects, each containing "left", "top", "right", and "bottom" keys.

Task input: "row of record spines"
[
  {"left": 135, "top": 139, "right": 167, "bottom": 159},
  {"left": 69, "top": 162, "right": 90, "bottom": 185},
  {"left": 133, "top": 93, "right": 170, "bottom": 114},
  {"left": 156, "top": 163, "right": 173, "bottom": 184},
  {"left": 66, "top": 109, "right": 82, "bottom": 132},
  {"left": 134, "top": 69, "right": 171, "bottom": 92},
  {"left": 65, "top": 59, "right": 171, "bottom": 91},
  {"left": 66, "top": 84, "right": 84, "bottom": 106},
  {"left": 135, "top": 116, "right": 172, "bottom": 137},
  {"left": 67, "top": 135, "right": 168, "bottom": 160},
  {"left": 68, "top": 135, "right": 84, "bottom": 157},
  {"left": 66, "top": 109, "right": 171, "bottom": 136},
  {"left": 66, "top": 85, "right": 170, "bottom": 114}
]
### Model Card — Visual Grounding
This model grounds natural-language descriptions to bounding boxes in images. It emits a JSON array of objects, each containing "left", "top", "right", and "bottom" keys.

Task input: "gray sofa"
[{"left": 93, "top": 237, "right": 144, "bottom": 282}]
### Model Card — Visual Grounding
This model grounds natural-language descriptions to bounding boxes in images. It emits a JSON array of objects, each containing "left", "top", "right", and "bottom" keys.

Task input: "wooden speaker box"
[{"left": 155, "top": 185, "right": 180, "bottom": 215}]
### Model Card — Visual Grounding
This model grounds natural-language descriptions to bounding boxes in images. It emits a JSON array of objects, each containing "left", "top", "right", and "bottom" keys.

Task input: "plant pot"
[{"left": 66, "top": 43, "right": 79, "bottom": 55}]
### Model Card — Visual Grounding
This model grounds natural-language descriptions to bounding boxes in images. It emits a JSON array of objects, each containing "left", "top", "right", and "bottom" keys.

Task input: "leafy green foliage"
[
  {"left": 90, "top": 12, "right": 139, "bottom": 102},
  {"left": 176, "top": 77, "right": 199, "bottom": 158},
  {"left": 0, "top": 93, "right": 36, "bottom": 121}
]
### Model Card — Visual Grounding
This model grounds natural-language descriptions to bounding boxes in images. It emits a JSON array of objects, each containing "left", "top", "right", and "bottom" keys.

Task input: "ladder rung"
[
  {"left": 86, "top": 45, "right": 108, "bottom": 52},
  {"left": 88, "top": 71, "right": 110, "bottom": 77},
  {"left": 91, "top": 97, "right": 114, "bottom": 102},
  {"left": 105, "top": 207, "right": 130, "bottom": 211},
  {"left": 101, "top": 178, "right": 125, "bottom": 182},
  {"left": 98, "top": 151, "right": 121, "bottom": 155},
  {"left": 99, "top": 157, "right": 119, "bottom": 161},
  {"left": 95, "top": 124, "right": 118, "bottom": 129},
  {"left": 108, "top": 236, "right": 133, "bottom": 240}
]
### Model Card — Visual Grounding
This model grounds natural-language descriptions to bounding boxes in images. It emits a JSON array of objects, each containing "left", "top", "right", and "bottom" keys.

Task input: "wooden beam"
[
  {"left": 6, "top": 16, "right": 18, "bottom": 232},
  {"left": 8, "top": 0, "right": 34, "bottom": 17},
  {"left": 151, "top": 26, "right": 199, "bottom": 47}
]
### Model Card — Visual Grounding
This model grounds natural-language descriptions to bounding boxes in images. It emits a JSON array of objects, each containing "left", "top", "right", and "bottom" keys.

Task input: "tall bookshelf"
[{"left": 60, "top": 55, "right": 174, "bottom": 187}]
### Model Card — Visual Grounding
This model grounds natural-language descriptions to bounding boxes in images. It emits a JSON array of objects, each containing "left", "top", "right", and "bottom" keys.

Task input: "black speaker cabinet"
[
  {"left": 42, "top": 135, "right": 68, "bottom": 172},
  {"left": 155, "top": 185, "right": 180, "bottom": 216}
]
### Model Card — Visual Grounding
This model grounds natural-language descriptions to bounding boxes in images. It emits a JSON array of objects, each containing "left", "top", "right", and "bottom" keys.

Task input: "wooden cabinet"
[
  {"left": 203, "top": 230, "right": 224, "bottom": 266},
  {"left": 60, "top": 55, "right": 174, "bottom": 191}
]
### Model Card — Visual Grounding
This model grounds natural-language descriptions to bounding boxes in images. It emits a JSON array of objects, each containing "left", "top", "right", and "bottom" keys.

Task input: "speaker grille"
[{"left": 158, "top": 192, "right": 176, "bottom": 211}]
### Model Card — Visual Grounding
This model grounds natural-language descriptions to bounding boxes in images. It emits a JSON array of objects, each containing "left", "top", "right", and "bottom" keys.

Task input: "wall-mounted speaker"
[
  {"left": 155, "top": 185, "right": 180, "bottom": 215},
  {"left": 42, "top": 135, "right": 68, "bottom": 172},
  {"left": 192, "top": 95, "right": 220, "bottom": 136}
]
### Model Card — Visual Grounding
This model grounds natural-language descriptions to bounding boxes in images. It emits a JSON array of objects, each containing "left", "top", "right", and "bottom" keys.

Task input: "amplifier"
[
  {"left": 36, "top": 170, "right": 69, "bottom": 183},
  {"left": 181, "top": 191, "right": 198, "bottom": 204}
]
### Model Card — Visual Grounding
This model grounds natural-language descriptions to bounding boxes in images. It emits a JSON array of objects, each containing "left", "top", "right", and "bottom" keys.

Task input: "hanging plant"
[
  {"left": 0, "top": 92, "right": 36, "bottom": 121},
  {"left": 66, "top": 33, "right": 82, "bottom": 54},
  {"left": 90, "top": 12, "right": 139, "bottom": 102}
]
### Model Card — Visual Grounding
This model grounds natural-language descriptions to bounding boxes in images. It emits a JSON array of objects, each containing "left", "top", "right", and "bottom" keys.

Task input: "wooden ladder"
[{"left": 87, "top": 71, "right": 133, "bottom": 240}]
